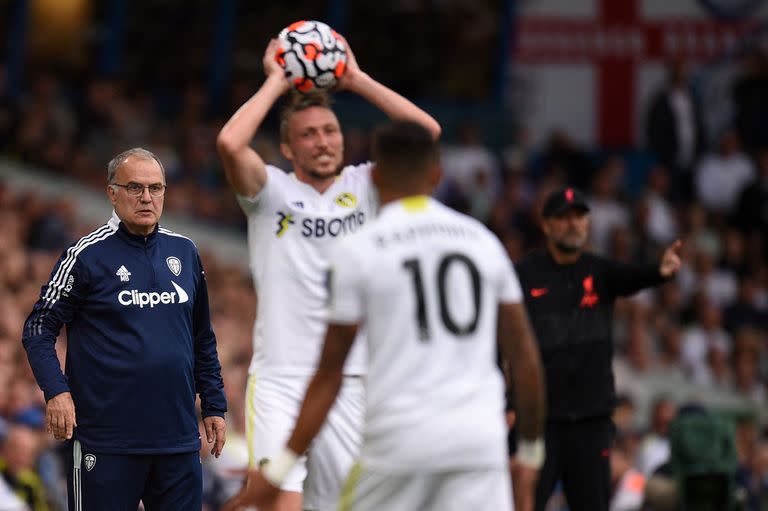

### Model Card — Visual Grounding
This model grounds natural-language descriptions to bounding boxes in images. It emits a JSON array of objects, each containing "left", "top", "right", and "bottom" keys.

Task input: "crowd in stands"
[{"left": 1, "top": 26, "right": 768, "bottom": 511}]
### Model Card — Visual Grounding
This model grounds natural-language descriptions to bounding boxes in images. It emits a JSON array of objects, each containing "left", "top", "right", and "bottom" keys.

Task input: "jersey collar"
[
  {"left": 116, "top": 220, "right": 159, "bottom": 246},
  {"left": 379, "top": 195, "right": 432, "bottom": 216}
]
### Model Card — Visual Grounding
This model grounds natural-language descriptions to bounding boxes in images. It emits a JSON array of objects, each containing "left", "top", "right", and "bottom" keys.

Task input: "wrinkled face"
[
  {"left": 281, "top": 106, "right": 344, "bottom": 180},
  {"left": 107, "top": 156, "right": 165, "bottom": 236},
  {"left": 542, "top": 209, "right": 590, "bottom": 254}
]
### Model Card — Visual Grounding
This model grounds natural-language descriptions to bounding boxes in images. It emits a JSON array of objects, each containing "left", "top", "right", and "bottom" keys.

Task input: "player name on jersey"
[{"left": 374, "top": 222, "right": 481, "bottom": 248}]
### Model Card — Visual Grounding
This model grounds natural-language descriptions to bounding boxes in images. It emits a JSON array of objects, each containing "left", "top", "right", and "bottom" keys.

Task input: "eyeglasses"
[{"left": 111, "top": 182, "right": 166, "bottom": 197}]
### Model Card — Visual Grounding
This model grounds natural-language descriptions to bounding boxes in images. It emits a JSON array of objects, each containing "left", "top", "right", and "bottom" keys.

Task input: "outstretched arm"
[
  {"left": 336, "top": 36, "right": 441, "bottom": 140},
  {"left": 220, "top": 322, "right": 358, "bottom": 511},
  {"left": 607, "top": 239, "right": 683, "bottom": 297},
  {"left": 284, "top": 323, "right": 357, "bottom": 453},
  {"left": 217, "top": 38, "right": 291, "bottom": 198}
]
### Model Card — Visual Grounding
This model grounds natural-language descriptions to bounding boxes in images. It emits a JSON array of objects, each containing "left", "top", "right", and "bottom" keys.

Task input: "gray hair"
[{"left": 107, "top": 147, "right": 165, "bottom": 183}]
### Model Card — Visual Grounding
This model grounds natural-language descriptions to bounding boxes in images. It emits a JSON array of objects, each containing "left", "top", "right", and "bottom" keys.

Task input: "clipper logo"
[
  {"left": 334, "top": 192, "right": 357, "bottom": 208},
  {"left": 166, "top": 256, "right": 181, "bottom": 276},
  {"left": 84, "top": 454, "right": 96, "bottom": 472},
  {"left": 116, "top": 265, "right": 131, "bottom": 282},
  {"left": 275, "top": 212, "right": 295, "bottom": 237},
  {"left": 118, "top": 281, "right": 189, "bottom": 308}
]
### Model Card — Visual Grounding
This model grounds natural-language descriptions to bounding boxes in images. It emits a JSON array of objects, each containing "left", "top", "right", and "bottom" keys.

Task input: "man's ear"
[
  {"left": 280, "top": 142, "right": 293, "bottom": 161},
  {"left": 540, "top": 217, "right": 551, "bottom": 236},
  {"left": 107, "top": 184, "right": 118, "bottom": 206}
]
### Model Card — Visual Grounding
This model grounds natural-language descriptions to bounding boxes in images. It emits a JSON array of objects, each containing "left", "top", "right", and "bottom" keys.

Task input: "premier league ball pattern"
[{"left": 276, "top": 20, "right": 348, "bottom": 92}]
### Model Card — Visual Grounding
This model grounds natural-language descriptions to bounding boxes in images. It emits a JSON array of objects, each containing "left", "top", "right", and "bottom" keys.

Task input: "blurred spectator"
[
  {"left": 614, "top": 318, "right": 657, "bottom": 409},
  {"left": 587, "top": 156, "right": 631, "bottom": 254},
  {"left": 636, "top": 165, "right": 678, "bottom": 248},
  {"left": 13, "top": 72, "right": 76, "bottom": 171},
  {"left": 610, "top": 434, "right": 646, "bottom": 511},
  {"left": 22, "top": 194, "right": 76, "bottom": 253},
  {"left": 0, "top": 63, "right": 15, "bottom": 153},
  {"left": 720, "top": 228, "right": 749, "bottom": 276},
  {"left": 487, "top": 170, "right": 539, "bottom": 247},
  {"left": 645, "top": 59, "right": 706, "bottom": 202},
  {"left": 732, "top": 49, "right": 768, "bottom": 153},
  {"left": 534, "top": 129, "right": 594, "bottom": 187},
  {"left": 0, "top": 475, "right": 28, "bottom": 511},
  {"left": 733, "top": 147, "right": 768, "bottom": 241},
  {"left": 677, "top": 238, "right": 738, "bottom": 307},
  {"left": 735, "top": 431, "right": 768, "bottom": 511},
  {"left": 438, "top": 121, "right": 501, "bottom": 221},
  {"left": 680, "top": 202, "right": 720, "bottom": 264},
  {"left": 0, "top": 424, "right": 47, "bottom": 511},
  {"left": 731, "top": 328, "right": 767, "bottom": 405},
  {"left": 724, "top": 274, "right": 768, "bottom": 334},
  {"left": 655, "top": 322, "right": 687, "bottom": 381},
  {"left": 613, "top": 395, "right": 637, "bottom": 436},
  {"left": 636, "top": 396, "right": 677, "bottom": 478},
  {"left": 702, "top": 335, "right": 733, "bottom": 390},
  {"left": 681, "top": 298, "right": 732, "bottom": 384},
  {"left": 695, "top": 130, "right": 755, "bottom": 214}
]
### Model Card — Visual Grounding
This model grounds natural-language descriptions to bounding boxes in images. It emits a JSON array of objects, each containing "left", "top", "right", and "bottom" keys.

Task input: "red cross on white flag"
[{"left": 512, "top": 0, "right": 763, "bottom": 147}]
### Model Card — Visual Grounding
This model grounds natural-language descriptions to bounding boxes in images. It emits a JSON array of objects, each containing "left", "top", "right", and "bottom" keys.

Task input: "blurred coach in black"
[{"left": 515, "top": 187, "right": 682, "bottom": 511}]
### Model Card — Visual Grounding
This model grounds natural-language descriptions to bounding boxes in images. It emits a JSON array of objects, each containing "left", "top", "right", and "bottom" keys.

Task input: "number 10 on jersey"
[{"left": 402, "top": 253, "right": 482, "bottom": 342}]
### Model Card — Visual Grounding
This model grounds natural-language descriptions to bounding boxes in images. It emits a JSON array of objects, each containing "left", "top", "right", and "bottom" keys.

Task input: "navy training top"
[{"left": 22, "top": 213, "right": 227, "bottom": 453}]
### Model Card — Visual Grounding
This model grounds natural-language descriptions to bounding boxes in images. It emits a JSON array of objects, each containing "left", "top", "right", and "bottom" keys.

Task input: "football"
[{"left": 276, "top": 20, "right": 348, "bottom": 92}]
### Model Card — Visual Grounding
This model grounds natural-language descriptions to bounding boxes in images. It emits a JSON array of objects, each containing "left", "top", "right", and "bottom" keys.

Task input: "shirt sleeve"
[
  {"left": 326, "top": 239, "right": 366, "bottom": 325},
  {"left": 604, "top": 257, "right": 666, "bottom": 298},
  {"left": 192, "top": 253, "right": 227, "bottom": 418},
  {"left": 341, "top": 161, "right": 373, "bottom": 179},
  {"left": 22, "top": 246, "right": 90, "bottom": 402},
  {"left": 235, "top": 164, "right": 282, "bottom": 215}
]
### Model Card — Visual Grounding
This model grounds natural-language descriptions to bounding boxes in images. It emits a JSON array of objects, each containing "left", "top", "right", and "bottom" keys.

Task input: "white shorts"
[
  {"left": 246, "top": 373, "right": 364, "bottom": 511},
  {"left": 339, "top": 464, "right": 513, "bottom": 511}
]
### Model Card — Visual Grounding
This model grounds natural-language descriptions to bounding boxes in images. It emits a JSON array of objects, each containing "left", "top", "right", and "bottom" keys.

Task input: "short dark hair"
[
  {"left": 371, "top": 121, "right": 438, "bottom": 184},
  {"left": 107, "top": 147, "right": 165, "bottom": 183},
  {"left": 279, "top": 90, "right": 334, "bottom": 143}
]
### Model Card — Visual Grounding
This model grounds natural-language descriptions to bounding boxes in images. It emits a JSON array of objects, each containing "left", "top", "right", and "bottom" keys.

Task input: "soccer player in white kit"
[
  {"left": 223, "top": 121, "right": 547, "bottom": 511},
  {"left": 216, "top": 37, "right": 441, "bottom": 511}
]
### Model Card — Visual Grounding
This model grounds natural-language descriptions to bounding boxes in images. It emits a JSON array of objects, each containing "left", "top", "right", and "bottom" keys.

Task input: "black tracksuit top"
[{"left": 516, "top": 249, "right": 666, "bottom": 422}]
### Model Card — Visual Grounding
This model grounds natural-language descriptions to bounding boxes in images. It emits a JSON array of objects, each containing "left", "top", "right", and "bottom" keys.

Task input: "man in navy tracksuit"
[{"left": 22, "top": 148, "right": 227, "bottom": 510}]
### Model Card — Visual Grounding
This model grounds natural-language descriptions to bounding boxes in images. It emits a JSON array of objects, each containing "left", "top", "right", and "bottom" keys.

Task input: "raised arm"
[
  {"left": 217, "top": 38, "right": 290, "bottom": 198},
  {"left": 336, "top": 36, "right": 441, "bottom": 140}
]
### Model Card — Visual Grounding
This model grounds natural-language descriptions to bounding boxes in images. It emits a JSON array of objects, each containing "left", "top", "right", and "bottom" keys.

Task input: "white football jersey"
[
  {"left": 238, "top": 163, "right": 375, "bottom": 376},
  {"left": 327, "top": 196, "right": 523, "bottom": 471}
]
